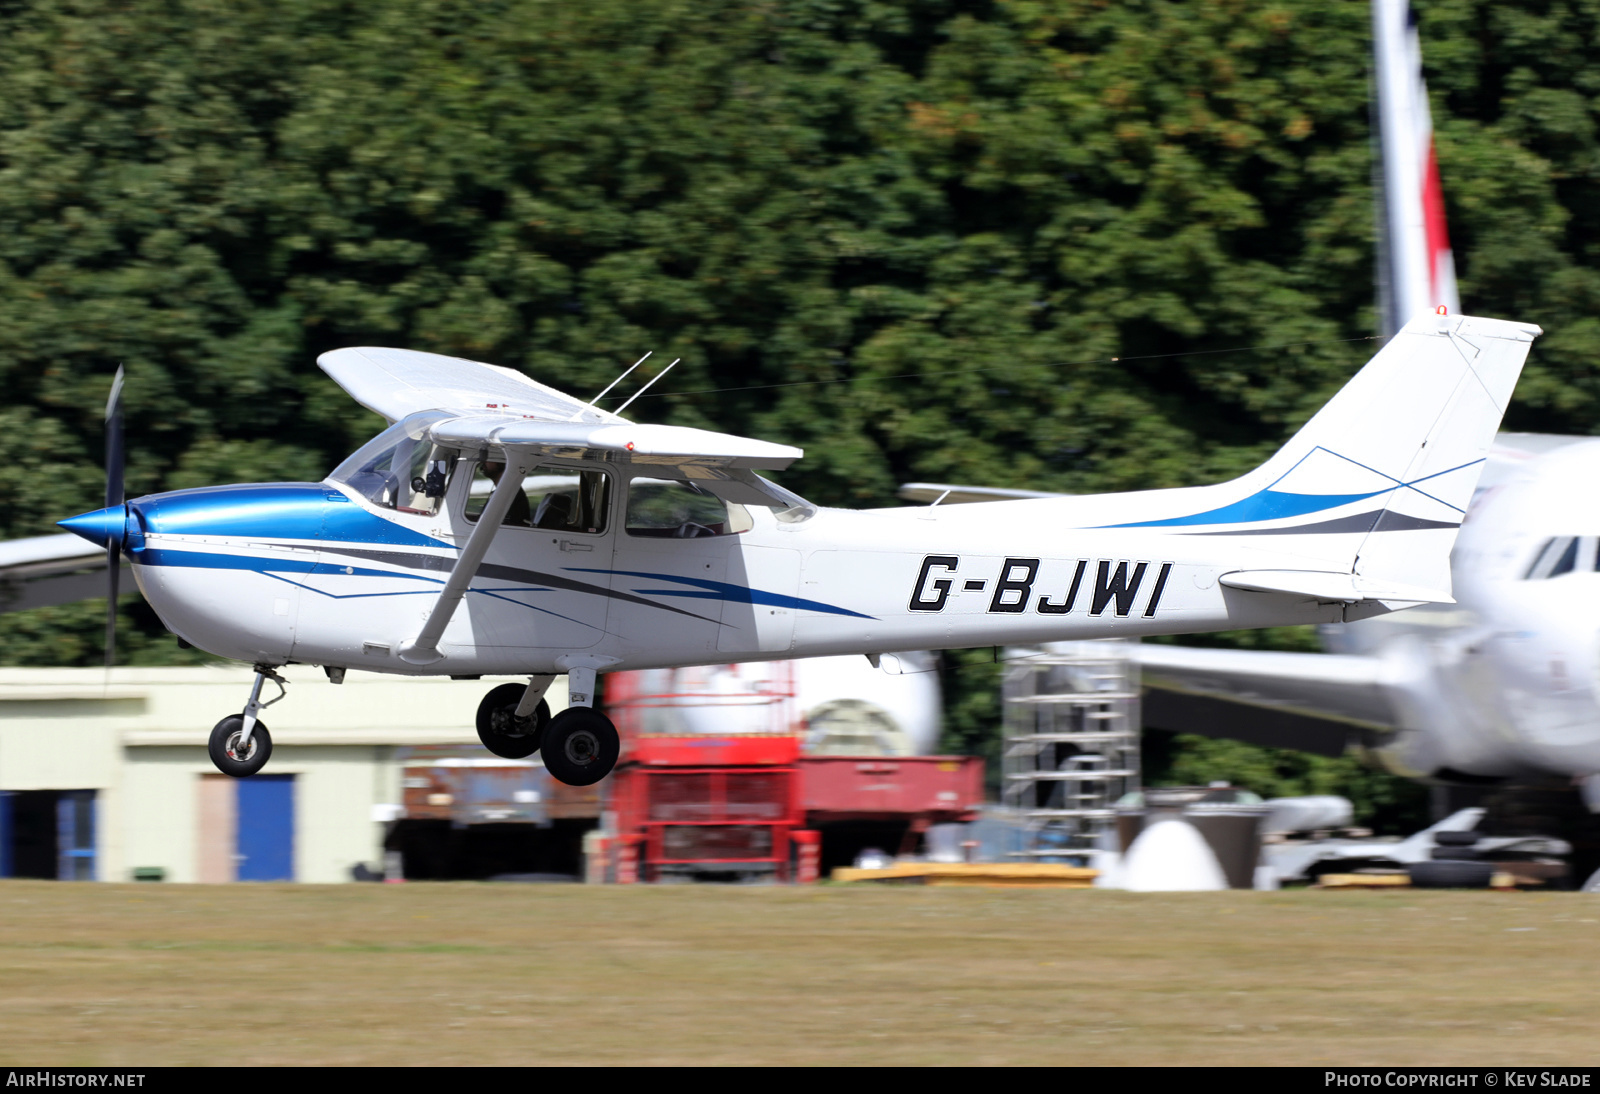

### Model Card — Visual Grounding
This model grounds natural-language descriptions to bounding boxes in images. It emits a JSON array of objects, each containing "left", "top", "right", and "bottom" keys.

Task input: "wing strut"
[{"left": 397, "top": 454, "right": 531, "bottom": 665}]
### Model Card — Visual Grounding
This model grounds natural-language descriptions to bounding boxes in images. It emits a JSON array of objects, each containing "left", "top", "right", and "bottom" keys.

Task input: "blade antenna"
[
  {"left": 613, "top": 358, "right": 681, "bottom": 418},
  {"left": 104, "top": 366, "right": 125, "bottom": 674},
  {"left": 568, "top": 352, "right": 651, "bottom": 421}
]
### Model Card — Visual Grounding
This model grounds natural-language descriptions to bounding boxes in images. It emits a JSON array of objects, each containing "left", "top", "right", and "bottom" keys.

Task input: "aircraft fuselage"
[
  {"left": 1355, "top": 440, "right": 1600, "bottom": 782},
  {"left": 117, "top": 465, "right": 1365, "bottom": 677}
]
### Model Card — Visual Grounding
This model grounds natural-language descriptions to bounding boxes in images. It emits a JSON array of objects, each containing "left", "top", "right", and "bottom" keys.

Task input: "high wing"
[
  {"left": 319, "top": 346, "right": 625, "bottom": 425},
  {"left": 427, "top": 417, "right": 798, "bottom": 470},
  {"left": 318, "top": 347, "right": 807, "bottom": 510}
]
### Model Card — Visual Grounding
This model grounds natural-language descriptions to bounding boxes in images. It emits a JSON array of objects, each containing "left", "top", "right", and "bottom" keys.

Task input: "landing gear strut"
[
  {"left": 208, "top": 665, "right": 286, "bottom": 778},
  {"left": 541, "top": 663, "right": 619, "bottom": 786}
]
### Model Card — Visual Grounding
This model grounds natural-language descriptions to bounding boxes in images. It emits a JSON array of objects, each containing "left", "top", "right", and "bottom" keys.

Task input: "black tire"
[
  {"left": 542, "top": 708, "right": 620, "bottom": 787},
  {"left": 475, "top": 683, "right": 550, "bottom": 759},
  {"left": 208, "top": 715, "right": 272, "bottom": 778},
  {"left": 1434, "top": 830, "right": 1480, "bottom": 847},
  {"left": 1430, "top": 847, "right": 1483, "bottom": 861},
  {"left": 1409, "top": 859, "right": 1494, "bottom": 889}
]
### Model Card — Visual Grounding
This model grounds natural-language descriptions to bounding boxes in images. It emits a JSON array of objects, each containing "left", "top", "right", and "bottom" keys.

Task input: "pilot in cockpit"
[{"left": 481, "top": 460, "right": 534, "bottom": 528}]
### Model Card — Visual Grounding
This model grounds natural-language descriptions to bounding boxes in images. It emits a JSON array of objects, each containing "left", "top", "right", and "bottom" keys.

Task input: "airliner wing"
[
  {"left": 0, "top": 532, "right": 126, "bottom": 614},
  {"left": 1135, "top": 643, "right": 1396, "bottom": 756}
]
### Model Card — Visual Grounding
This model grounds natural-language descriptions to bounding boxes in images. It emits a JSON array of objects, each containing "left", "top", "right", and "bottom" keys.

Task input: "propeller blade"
[{"left": 104, "top": 366, "right": 124, "bottom": 672}]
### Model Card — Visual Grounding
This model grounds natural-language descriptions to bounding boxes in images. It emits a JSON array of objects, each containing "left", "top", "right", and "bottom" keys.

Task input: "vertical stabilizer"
[
  {"left": 1348, "top": 313, "right": 1538, "bottom": 596},
  {"left": 1097, "top": 313, "right": 1538, "bottom": 603},
  {"left": 1374, "top": 0, "right": 1459, "bottom": 336}
]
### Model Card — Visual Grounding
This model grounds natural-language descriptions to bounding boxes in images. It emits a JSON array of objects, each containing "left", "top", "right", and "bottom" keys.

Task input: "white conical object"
[
  {"left": 1090, "top": 849, "right": 1123, "bottom": 889},
  {"left": 1119, "top": 816, "right": 1229, "bottom": 892}
]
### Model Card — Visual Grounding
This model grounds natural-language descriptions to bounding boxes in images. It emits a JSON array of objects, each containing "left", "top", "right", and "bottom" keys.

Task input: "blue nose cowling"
[{"left": 58, "top": 506, "right": 128, "bottom": 550}]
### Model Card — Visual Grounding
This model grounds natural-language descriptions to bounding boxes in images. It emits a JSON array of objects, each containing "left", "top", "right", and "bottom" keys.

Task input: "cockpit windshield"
[
  {"left": 1524, "top": 536, "right": 1600, "bottom": 579},
  {"left": 329, "top": 411, "right": 458, "bottom": 516}
]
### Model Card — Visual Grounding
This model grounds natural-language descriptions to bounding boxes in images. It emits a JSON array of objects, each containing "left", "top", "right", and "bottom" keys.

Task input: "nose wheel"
[
  {"left": 542, "top": 708, "right": 620, "bottom": 787},
  {"left": 209, "top": 715, "right": 273, "bottom": 778},
  {"left": 476, "top": 682, "right": 551, "bottom": 759},
  {"left": 207, "top": 665, "right": 287, "bottom": 778}
]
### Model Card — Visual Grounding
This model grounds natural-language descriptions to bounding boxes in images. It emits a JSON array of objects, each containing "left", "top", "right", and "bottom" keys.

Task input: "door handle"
[{"left": 558, "top": 540, "right": 594, "bottom": 553}]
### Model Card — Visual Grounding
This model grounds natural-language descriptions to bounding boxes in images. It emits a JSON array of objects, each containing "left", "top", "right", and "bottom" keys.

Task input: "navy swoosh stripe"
[
  {"left": 573, "top": 567, "right": 876, "bottom": 619},
  {"left": 138, "top": 544, "right": 863, "bottom": 624},
  {"left": 261, "top": 572, "right": 600, "bottom": 628},
  {"left": 136, "top": 544, "right": 720, "bottom": 624},
  {"left": 137, "top": 548, "right": 318, "bottom": 574},
  {"left": 312, "top": 545, "right": 722, "bottom": 623}
]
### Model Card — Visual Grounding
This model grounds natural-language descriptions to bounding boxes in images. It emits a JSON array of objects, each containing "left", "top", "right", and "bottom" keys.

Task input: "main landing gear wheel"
[
  {"left": 208, "top": 715, "right": 272, "bottom": 778},
  {"left": 476, "top": 683, "right": 550, "bottom": 759},
  {"left": 541, "top": 708, "right": 620, "bottom": 787}
]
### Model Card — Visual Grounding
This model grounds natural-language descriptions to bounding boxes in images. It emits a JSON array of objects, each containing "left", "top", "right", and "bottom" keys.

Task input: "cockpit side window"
[{"left": 329, "top": 412, "right": 458, "bottom": 516}]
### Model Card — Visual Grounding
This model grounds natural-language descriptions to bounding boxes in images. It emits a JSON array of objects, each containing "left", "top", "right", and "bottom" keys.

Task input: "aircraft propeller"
[{"left": 103, "top": 366, "right": 124, "bottom": 671}]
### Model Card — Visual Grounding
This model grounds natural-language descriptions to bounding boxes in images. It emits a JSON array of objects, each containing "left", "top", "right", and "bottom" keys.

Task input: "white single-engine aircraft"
[{"left": 58, "top": 311, "right": 1538, "bottom": 786}]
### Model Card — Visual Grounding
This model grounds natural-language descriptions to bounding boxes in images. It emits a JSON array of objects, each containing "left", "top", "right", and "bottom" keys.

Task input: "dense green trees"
[
  {"left": 11, "top": 0, "right": 1600, "bottom": 545},
  {"left": 3, "top": 2, "right": 1599, "bottom": 799}
]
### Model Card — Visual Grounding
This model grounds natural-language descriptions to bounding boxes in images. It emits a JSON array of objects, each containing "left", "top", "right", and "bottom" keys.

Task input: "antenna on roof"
[
  {"left": 613, "top": 358, "right": 681, "bottom": 418},
  {"left": 568, "top": 351, "right": 651, "bottom": 421}
]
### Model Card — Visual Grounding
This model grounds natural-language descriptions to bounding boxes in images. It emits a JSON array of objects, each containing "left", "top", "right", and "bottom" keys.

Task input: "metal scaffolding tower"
[{"left": 1002, "top": 640, "right": 1141, "bottom": 859}]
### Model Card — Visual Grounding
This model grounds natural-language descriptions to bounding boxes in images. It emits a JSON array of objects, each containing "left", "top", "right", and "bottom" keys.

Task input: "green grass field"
[{"left": 1, "top": 880, "right": 1597, "bottom": 1066}]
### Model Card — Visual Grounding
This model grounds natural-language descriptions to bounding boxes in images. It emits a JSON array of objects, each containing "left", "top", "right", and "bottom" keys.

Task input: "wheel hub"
[
  {"left": 490, "top": 707, "right": 530, "bottom": 737},
  {"left": 564, "top": 729, "right": 598, "bottom": 766},
  {"left": 226, "top": 732, "right": 256, "bottom": 762}
]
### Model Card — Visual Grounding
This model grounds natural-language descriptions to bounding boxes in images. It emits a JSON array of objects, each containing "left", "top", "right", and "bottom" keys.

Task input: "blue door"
[
  {"left": 56, "top": 792, "right": 95, "bottom": 881},
  {"left": 237, "top": 775, "right": 294, "bottom": 881}
]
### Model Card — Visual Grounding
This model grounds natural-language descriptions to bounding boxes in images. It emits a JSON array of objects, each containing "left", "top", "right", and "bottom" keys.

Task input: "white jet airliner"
[{"left": 1132, "top": 432, "right": 1600, "bottom": 803}]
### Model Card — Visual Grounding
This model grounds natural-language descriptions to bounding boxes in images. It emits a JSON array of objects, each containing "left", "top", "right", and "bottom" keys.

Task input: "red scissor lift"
[{"left": 606, "top": 666, "right": 813, "bottom": 882}]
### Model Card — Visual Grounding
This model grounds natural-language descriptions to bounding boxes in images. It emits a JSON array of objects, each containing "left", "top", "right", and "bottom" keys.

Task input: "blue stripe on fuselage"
[
  {"left": 130, "top": 482, "right": 451, "bottom": 549},
  {"left": 1101, "top": 489, "right": 1385, "bottom": 529},
  {"left": 138, "top": 548, "right": 319, "bottom": 574}
]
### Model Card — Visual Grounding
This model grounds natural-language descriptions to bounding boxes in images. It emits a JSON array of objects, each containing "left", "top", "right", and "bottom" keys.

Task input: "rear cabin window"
[{"left": 626, "top": 477, "right": 753, "bottom": 538}]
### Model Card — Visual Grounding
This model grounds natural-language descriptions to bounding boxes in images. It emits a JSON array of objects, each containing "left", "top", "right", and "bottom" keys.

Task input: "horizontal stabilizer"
[
  {"left": 897, "top": 482, "right": 1069, "bottom": 505},
  {"left": 1218, "top": 570, "right": 1452, "bottom": 605}
]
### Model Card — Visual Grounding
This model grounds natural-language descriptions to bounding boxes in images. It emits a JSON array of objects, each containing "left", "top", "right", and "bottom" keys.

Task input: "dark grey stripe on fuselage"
[
  {"left": 1188, "top": 510, "right": 1459, "bottom": 536},
  {"left": 315, "top": 544, "right": 721, "bottom": 623}
]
